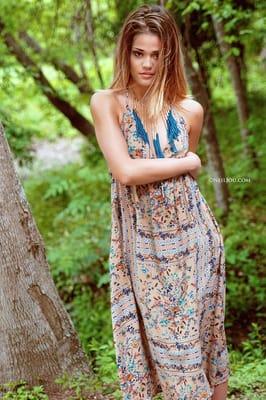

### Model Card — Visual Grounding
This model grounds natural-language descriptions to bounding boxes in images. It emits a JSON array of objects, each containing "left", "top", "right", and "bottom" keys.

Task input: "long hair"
[{"left": 109, "top": 4, "right": 190, "bottom": 119}]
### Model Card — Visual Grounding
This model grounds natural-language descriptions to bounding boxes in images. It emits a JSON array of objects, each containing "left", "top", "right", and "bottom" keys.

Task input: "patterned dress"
[{"left": 108, "top": 90, "right": 230, "bottom": 400}]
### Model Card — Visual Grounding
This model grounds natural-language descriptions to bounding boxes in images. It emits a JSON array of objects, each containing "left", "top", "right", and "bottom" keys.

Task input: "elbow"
[
  {"left": 119, "top": 170, "right": 133, "bottom": 185},
  {"left": 110, "top": 159, "right": 136, "bottom": 185},
  {"left": 120, "top": 175, "right": 131, "bottom": 185},
  {"left": 117, "top": 165, "right": 135, "bottom": 185}
]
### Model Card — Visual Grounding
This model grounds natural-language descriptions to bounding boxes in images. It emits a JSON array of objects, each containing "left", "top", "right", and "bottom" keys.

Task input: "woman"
[{"left": 90, "top": 4, "right": 230, "bottom": 400}]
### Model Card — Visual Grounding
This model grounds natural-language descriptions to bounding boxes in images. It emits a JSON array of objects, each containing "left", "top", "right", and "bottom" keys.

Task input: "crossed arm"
[{"left": 90, "top": 91, "right": 203, "bottom": 186}]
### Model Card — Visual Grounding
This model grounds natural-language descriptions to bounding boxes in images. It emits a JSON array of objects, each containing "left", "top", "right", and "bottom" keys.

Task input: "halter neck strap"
[{"left": 125, "top": 87, "right": 130, "bottom": 111}]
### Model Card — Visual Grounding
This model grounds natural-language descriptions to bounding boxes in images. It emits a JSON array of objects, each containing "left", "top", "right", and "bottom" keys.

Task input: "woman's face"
[{"left": 130, "top": 32, "right": 161, "bottom": 89}]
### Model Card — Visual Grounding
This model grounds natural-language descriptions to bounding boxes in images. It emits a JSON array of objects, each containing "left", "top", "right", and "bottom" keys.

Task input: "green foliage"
[
  {"left": 24, "top": 155, "right": 111, "bottom": 296},
  {"left": 0, "top": 108, "right": 35, "bottom": 163},
  {"left": 55, "top": 370, "right": 121, "bottom": 399},
  {"left": 223, "top": 204, "right": 265, "bottom": 322},
  {"left": 87, "top": 338, "right": 119, "bottom": 386},
  {"left": 1, "top": 0, "right": 265, "bottom": 397},
  {"left": 0, "top": 380, "right": 48, "bottom": 400},
  {"left": 67, "top": 288, "right": 113, "bottom": 356},
  {"left": 228, "top": 323, "right": 266, "bottom": 398}
]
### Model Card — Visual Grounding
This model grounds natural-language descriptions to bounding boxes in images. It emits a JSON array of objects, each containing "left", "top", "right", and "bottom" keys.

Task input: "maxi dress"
[{"left": 108, "top": 91, "right": 230, "bottom": 400}]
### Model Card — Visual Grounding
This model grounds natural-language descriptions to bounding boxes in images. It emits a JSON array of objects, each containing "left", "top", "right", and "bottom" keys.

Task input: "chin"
[{"left": 135, "top": 78, "right": 152, "bottom": 87}]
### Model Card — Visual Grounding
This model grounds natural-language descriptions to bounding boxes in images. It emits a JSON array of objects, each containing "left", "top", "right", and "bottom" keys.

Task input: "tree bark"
[
  {"left": 176, "top": 13, "right": 230, "bottom": 215},
  {"left": 212, "top": 16, "right": 259, "bottom": 167},
  {"left": 0, "top": 21, "right": 94, "bottom": 138},
  {"left": 0, "top": 123, "right": 91, "bottom": 389},
  {"left": 183, "top": 49, "right": 230, "bottom": 215},
  {"left": 84, "top": 0, "right": 105, "bottom": 88}
]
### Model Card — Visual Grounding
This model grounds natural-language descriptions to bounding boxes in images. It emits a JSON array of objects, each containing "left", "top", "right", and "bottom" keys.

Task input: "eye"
[
  {"left": 152, "top": 53, "right": 159, "bottom": 60},
  {"left": 133, "top": 51, "right": 142, "bottom": 57}
]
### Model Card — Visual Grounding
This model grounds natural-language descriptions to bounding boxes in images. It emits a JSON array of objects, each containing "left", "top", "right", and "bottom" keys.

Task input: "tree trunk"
[
  {"left": 183, "top": 49, "right": 230, "bottom": 216},
  {"left": 176, "top": 12, "right": 230, "bottom": 215},
  {"left": 0, "top": 123, "right": 91, "bottom": 389},
  {"left": 212, "top": 16, "right": 259, "bottom": 167},
  {"left": 84, "top": 0, "right": 105, "bottom": 88}
]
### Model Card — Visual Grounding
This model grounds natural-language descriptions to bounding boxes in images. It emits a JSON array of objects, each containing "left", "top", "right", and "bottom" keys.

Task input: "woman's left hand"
[
  {"left": 185, "top": 151, "right": 201, "bottom": 180},
  {"left": 189, "top": 169, "right": 200, "bottom": 180}
]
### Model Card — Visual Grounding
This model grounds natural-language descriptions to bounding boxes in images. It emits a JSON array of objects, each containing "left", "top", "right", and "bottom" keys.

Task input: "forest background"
[{"left": 0, "top": 0, "right": 265, "bottom": 399}]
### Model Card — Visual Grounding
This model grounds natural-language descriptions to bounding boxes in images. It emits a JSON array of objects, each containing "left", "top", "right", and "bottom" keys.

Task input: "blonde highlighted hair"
[{"left": 109, "top": 4, "right": 190, "bottom": 119}]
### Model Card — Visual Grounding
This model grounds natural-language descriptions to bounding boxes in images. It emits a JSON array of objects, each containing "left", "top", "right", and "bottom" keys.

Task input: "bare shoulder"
[
  {"left": 176, "top": 98, "right": 204, "bottom": 136},
  {"left": 178, "top": 98, "right": 204, "bottom": 118},
  {"left": 90, "top": 89, "right": 124, "bottom": 120},
  {"left": 90, "top": 89, "right": 114, "bottom": 110}
]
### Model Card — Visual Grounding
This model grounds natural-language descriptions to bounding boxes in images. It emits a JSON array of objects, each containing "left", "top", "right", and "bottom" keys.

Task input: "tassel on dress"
[{"left": 166, "top": 109, "right": 180, "bottom": 153}]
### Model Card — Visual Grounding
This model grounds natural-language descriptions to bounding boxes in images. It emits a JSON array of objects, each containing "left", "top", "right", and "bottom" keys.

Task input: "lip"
[{"left": 139, "top": 73, "right": 154, "bottom": 78}]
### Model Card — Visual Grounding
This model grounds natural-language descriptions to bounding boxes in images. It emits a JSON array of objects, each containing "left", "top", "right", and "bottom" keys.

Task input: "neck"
[{"left": 128, "top": 83, "right": 150, "bottom": 101}]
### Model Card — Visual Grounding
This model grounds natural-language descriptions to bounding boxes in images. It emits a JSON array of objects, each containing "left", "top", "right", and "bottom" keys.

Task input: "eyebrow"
[{"left": 132, "top": 47, "right": 159, "bottom": 53}]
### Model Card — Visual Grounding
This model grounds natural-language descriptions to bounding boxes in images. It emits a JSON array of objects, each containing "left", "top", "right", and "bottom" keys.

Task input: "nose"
[{"left": 142, "top": 57, "right": 153, "bottom": 69}]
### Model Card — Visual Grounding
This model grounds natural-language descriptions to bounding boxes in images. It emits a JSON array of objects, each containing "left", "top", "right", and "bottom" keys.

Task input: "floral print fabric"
[{"left": 108, "top": 99, "right": 230, "bottom": 399}]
